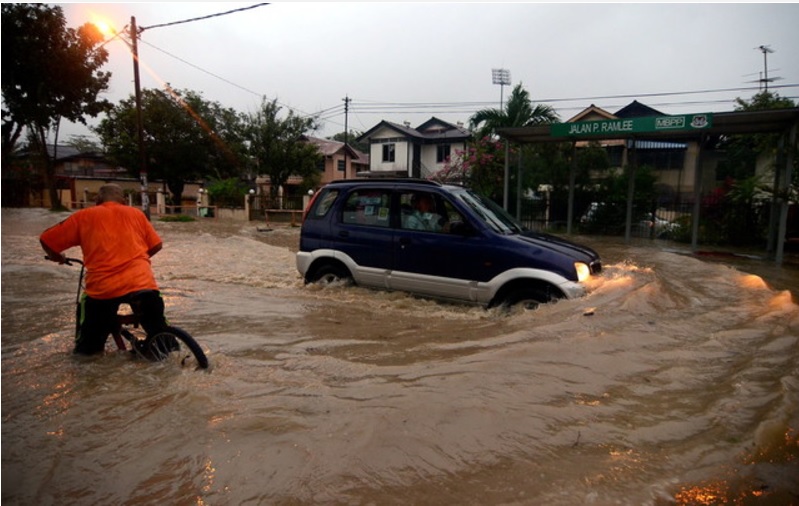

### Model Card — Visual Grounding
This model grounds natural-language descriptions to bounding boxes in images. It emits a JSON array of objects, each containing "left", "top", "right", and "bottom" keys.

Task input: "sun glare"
[{"left": 89, "top": 14, "right": 117, "bottom": 38}]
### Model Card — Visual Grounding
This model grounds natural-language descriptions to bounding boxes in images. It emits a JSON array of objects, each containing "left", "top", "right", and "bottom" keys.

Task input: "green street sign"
[{"left": 550, "top": 113, "right": 713, "bottom": 137}]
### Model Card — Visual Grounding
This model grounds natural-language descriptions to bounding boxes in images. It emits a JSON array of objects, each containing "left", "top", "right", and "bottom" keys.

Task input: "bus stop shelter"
[{"left": 497, "top": 107, "right": 799, "bottom": 264}]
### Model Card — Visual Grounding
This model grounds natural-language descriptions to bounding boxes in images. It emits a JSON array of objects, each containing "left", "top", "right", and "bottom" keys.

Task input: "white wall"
[
  {"left": 420, "top": 141, "right": 467, "bottom": 177},
  {"left": 368, "top": 125, "right": 412, "bottom": 173}
]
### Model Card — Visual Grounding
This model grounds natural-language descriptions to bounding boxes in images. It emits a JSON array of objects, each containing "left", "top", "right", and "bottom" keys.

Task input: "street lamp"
[{"left": 492, "top": 68, "right": 511, "bottom": 108}]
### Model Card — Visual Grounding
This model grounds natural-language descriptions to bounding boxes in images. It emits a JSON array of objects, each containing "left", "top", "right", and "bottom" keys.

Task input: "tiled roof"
[
  {"left": 302, "top": 135, "right": 367, "bottom": 161},
  {"left": 357, "top": 117, "right": 472, "bottom": 143},
  {"left": 567, "top": 104, "right": 616, "bottom": 123}
]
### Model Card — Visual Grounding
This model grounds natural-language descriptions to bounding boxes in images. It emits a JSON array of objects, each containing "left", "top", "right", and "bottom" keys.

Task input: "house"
[
  {"left": 301, "top": 135, "right": 369, "bottom": 182},
  {"left": 1, "top": 144, "right": 200, "bottom": 209},
  {"left": 251, "top": 136, "right": 370, "bottom": 215},
  {"left": 253, "top": 136, "right": 369, "bottom": 210},
  {"left": 356, "top": 117, "right": 472, "bottom": 178},
  {"left": 49, "top": 145, "right": 128, "bottom": 179},
  {"left": 2, "top": 144, "right": 124, "bottom": 207}
]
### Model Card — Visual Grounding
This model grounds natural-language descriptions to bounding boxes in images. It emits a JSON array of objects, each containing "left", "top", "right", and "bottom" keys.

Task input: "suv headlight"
[{"left": 575, "top": 262, "right": 590, "bottom": 282}]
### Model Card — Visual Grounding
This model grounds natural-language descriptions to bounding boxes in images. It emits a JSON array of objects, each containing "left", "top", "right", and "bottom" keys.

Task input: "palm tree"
[
  {"left": 470, "top": 83, "right": 559, "bottom": 138},
  {"left": 469, "top": 83, "right": 559, "bottom": 209}
]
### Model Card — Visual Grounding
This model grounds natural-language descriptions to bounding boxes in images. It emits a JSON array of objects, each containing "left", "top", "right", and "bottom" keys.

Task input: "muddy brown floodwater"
[{"left": 3, "top": 207, "right": 799, "bottom": 505}]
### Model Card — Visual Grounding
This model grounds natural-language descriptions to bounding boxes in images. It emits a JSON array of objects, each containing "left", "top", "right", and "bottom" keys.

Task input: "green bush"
[
  {"left": 206, "top": 178, "right": 247, "bottom": 208},
  {"left": 158, "top": 215, "right": 195, "bottom": 222}
]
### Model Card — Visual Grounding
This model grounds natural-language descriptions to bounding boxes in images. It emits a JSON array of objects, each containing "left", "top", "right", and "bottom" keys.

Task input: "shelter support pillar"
[
  {"left": 624, "top": 139, "right": 637, "bottom": 243},
  {"left": 767, "top": 136, "right": 783, "bottom": 255},
  {"left": 516, "top": 148, "right": 523, "bottom": 221},
  {"left": 690, "top": 135, "right": 706, "bottom": 251},
  {"left": 775, "top": 123, "right": 797, "bottom": 265},
  {"left": 503, "top": 140, "right": 510, "bottom": 210},
  {"left": 567, "top": 142, "right": 577, "bottom": 235}
]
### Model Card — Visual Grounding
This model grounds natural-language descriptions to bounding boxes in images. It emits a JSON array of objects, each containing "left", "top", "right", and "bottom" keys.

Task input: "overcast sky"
[{"left": 57, "top": 2, "right": 799, "bottom": 143}]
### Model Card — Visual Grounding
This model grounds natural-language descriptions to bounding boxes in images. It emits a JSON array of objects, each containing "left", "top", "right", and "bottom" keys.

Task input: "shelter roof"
[{"left": 497, "top": 107, "right": 799, "bottom": 144}]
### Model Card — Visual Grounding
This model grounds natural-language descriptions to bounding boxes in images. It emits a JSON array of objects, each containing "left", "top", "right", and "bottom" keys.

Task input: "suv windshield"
[{"left": 453, "top": 189, "right": 524, "bottom": 235}]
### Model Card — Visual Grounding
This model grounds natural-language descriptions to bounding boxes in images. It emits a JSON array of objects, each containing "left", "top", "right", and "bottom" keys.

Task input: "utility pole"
[
  {"left": 343, "top": 95, "right": 350, "bottom": 179},
  {"left": 756, "top": 45, "right": 780, "bottom": 91},
  {"left": 130, "top": 16, "right": 149, "bottom": 219},
  {"left": 760, "top": 45, "right": 773, "bottom": 91}
]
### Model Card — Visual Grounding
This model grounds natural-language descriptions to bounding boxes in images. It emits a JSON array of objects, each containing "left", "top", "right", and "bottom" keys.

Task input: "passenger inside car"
[{"left": 404, "top": 193, "right": 443, "bottom": 231}]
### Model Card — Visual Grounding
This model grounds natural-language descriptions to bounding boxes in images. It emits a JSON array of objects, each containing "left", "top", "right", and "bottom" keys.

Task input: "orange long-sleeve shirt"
[{"left": 40, "top": 202, "right": 162, "bottom": 299}]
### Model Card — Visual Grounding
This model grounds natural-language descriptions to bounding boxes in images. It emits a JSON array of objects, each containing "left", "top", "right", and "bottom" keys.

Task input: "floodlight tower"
[
  {"left": 492, "top": 68, "right": 512, "bottom": 211},
  {"left": 492, "top": 68, "right": 511, "bottom": 108}
]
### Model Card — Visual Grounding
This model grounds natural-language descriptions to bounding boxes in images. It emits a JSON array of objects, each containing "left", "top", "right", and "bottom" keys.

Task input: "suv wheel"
[
  {"left": 308, "top": 263, "right": 351, "bottom": 285},
  {"left": 499, "top": 286, "right": 554, "bottom": 311}
]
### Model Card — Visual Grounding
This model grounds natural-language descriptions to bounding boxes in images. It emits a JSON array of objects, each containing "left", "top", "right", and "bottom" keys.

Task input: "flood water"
[{"left": 3, "top": 207, "right": 798, "bottom": 505}]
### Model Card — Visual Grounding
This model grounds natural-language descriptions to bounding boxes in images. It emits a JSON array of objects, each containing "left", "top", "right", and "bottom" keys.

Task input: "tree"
[
  {"left": 244, "top": 98, "right": 321, "bottom": 203},
  {"left": 717, "top": 91, "right": 797, "bottom": 183},
  {"left": 433, "top": 136, "right": 514, "bottom": 202},
  {"left": 469, "top": 83, "right": 559, "bottom": 138},
  {"left": 458, "top": 83, "right": 560, "bottom": 205},
  {"left": 2, "top": 3, "right": 111, "bottom": 209},
  {"left": 329, "top": 130, "right": 368, "bottom": 153},
  {"left": 95, "top": 87, "right": 247, "bottom": 205}
]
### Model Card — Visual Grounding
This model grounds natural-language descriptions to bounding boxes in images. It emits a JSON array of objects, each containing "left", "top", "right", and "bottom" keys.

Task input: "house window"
[
  {"left": 337, "top": 159, "right": 346, "bottom": 172},
  {"left": 317, "top": 158, "right": 326, "bottom": 172},
  {"left": 382, "top": 144, "right": 395, "bottom": 163},
  {"left": 436, "top": 144, "right": 451, "bottom": 163}
]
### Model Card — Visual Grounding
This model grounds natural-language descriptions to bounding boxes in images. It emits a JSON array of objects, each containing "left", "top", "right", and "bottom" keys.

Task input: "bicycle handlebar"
[{"left": 44, "top": 255, "right": 84, "bottom": 266}]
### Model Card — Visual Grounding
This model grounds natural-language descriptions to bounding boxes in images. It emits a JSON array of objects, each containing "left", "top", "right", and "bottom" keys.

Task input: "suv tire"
[
  {"left": 498, "top": 286, "right": 555, "bottom": 311},
  {"left": 308, "top": 263, "right": 351, "bottom": 285}
]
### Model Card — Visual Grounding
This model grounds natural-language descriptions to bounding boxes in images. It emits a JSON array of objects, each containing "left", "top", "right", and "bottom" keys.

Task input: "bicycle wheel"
[{"left": 132, "top": 326, "right": 209, "bottom": 369}]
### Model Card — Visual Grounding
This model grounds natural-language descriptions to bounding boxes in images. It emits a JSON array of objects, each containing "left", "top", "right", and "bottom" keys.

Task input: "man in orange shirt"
[{"left": 41, "top": 183, "right": 169, "bottom": 355}]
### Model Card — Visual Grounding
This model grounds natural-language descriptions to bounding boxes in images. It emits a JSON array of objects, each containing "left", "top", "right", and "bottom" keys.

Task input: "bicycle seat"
[{"left": 126, "top": 289, "right": 158, "bottom": 298}]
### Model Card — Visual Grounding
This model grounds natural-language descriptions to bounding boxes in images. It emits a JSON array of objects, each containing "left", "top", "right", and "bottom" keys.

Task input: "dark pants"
[{"left": 75, "top": 290, "right": 167, "bottom": 355}]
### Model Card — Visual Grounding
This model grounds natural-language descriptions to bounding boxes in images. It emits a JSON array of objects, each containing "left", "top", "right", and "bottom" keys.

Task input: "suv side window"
[
  {"left": 399, "top": 190, "right": 460, "bottom": 233},
  {"left": 341, "top": 189, "right": 392, "bottom": 228},
  {"left": 440, "top": 199, "right": 466, "bottom": 231}
]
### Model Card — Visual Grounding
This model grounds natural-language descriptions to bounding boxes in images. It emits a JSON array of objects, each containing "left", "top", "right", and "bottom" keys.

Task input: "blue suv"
[{"left": 297, "top": 179, "right": 602, "bottom": 309}]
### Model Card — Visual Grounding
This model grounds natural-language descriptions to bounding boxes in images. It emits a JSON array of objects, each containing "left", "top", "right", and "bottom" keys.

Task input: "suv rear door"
[{"left": 329, "top": 186, "right": 395, "bottom": 288}]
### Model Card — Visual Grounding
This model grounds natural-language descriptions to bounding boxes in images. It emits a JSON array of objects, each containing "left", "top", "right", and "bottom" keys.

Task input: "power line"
[
  {"left": 140, "top": 4, "right": 270, "bottom": 32},
  {"left": 350, "top": 83, "right": 799, "bottom": 111},
  {"left": 124, "top": 4, "right": 799, "bottom": 135},
  {"left": 137, "top": 38, "right": 320, "bottom": 119},
  {"left": 338, "top": 84, "right": 798, "bottom": 115},
  {"left": 122, "top": 10, "right": 799, "bottom": 133},
  {"left": 140, "top": 39, "right": 263, "bottom": 98},
  {"left": 128, "top": 3, "right": 325, "bottom": 120}
]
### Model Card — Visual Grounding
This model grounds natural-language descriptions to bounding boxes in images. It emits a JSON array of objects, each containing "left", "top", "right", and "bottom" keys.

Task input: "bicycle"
[{"left": 58, "top": 257, "right": 209, "bottom": 369}]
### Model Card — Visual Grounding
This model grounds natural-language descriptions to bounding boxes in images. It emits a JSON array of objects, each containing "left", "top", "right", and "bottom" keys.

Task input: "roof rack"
[{"left": 325, "top": 177, "right": 441, "bottom": 186}]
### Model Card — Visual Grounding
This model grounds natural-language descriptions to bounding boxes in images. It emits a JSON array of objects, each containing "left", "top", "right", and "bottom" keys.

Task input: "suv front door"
[{"left": 390, "top": 190, "right": 491, "bottom": 302}]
